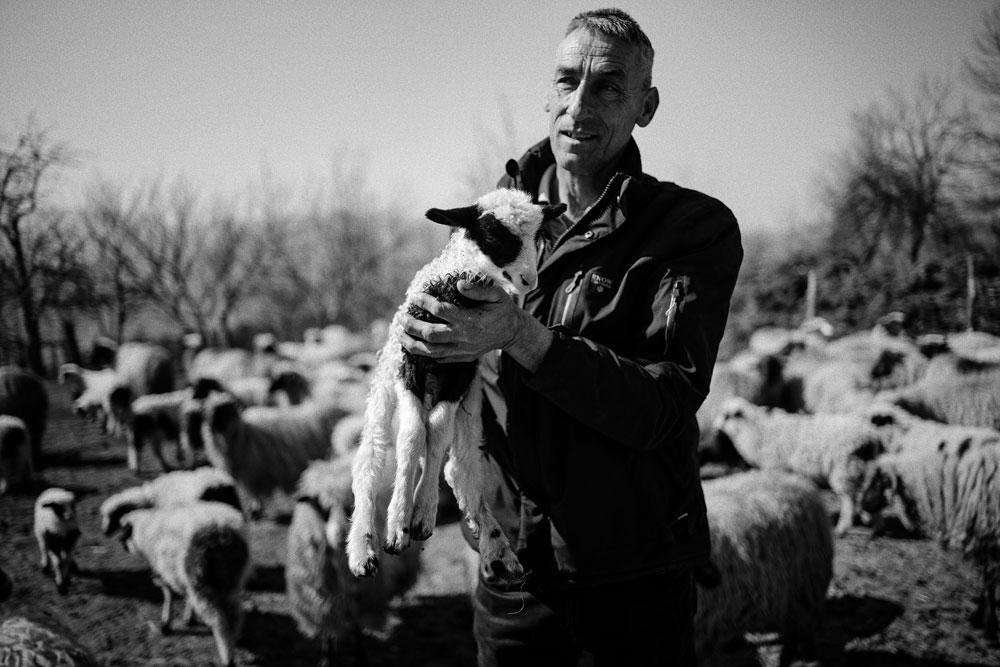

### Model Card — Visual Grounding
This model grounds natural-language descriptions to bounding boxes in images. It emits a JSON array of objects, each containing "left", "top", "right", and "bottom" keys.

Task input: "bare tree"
[
  {"left": 825, "top": 76, "right": 975, "bottom": 264},
  {"left": 964, "top": 2, "right": 1000, "bottom": 213},
  {"left": 0, "top": 119, "right": 81, "bottom": 373}
]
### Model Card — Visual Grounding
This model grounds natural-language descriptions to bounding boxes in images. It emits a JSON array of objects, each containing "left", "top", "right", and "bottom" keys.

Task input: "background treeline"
[{"left": 3, "top": 6, "right": 1000, "bottom": 375}]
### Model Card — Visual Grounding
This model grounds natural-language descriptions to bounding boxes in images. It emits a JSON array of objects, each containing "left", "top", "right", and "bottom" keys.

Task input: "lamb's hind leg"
[
  {"left": 444, "top": 380, "right": 523, "bottom": 585},
  {"left": 409, "top": 401, "right": 456, "bottom": 541},
  {"left": 346, "top": 378, "right": 398, "bottom": 576},
  {"left": 383, "top": 386, "right": 426, "bottom": 555}
]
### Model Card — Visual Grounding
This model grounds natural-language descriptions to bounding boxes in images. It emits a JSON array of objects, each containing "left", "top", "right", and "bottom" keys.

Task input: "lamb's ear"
[
  {"left": 541, "top": 203, "right": 567, "bottom": 221},
  {"left": 425, "top": 205, "right": 480, "bottom": 229},
  {"left": 119, "top": 522, "right": 133, "bottom": 550}
]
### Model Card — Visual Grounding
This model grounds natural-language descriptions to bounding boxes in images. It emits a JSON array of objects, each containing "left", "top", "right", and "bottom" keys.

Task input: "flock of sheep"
[{"left": 1, "top": 302, "right": 1000, "bottom": 666}]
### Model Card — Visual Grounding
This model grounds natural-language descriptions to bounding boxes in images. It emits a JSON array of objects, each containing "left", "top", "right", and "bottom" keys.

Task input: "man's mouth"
[{"left": 562, "top": 129, "right": 598, "bottom": 141}]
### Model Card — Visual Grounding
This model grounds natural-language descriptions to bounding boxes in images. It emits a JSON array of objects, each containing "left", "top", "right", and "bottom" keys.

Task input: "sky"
[{"left": 1, "top": 1, "right": 995, "bottom": 233}]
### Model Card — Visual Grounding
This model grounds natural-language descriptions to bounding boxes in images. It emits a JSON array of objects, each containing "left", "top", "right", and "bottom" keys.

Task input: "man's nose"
[{"left": 566, "top": 84, "right": 593, "bottom": 119}]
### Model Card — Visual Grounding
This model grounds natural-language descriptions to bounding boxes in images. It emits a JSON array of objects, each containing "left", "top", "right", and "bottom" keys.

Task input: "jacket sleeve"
[{"left": 516, "top": 202, "right": 743, "bottom": 451}]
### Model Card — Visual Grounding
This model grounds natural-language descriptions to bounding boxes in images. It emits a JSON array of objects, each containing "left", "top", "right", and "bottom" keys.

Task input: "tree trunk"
[
  {"left": 20, "top": 301, "right": 44, "bottom": 375},
  {"left": 61, "top": 318, "right": 82, "bottom": 365}
]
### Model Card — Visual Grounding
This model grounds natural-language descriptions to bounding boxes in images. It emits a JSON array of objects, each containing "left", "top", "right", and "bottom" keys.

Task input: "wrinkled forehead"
[{"left": 554, "top": 28, "right": 644, "bottom": 82}]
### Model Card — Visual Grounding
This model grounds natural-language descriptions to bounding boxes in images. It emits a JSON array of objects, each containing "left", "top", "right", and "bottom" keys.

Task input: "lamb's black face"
[{"left": 465, "top": 212, "right": 523, "bottom": 269}]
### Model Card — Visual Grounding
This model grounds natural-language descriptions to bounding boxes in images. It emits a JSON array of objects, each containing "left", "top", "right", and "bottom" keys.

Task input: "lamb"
[
  {"left": 118, "top": 502, "right": 250, "bottom": 666},
  {"left": 115, "top": 388, "right": 193, "bottom": 473},
  {"left": 59, "top": 363, "right": 125, "bottom": 434},
  {"left": 714, "top": 397, "right": 885, "bottom": 535},
  {"left": 695, "top": 470, "right": 833, "bottom": 667},
  {"left": 287, "top": 456, "right": 420, "bottom": 666},
  {"left": 100, "top": 467, "right": 242, "bottom": 535},
  {"left": 347, "top": 187, "right": 564, "bottom": 582},
  {"left": 0, "top": 415, "right": 31, "bottom": 494},
  {"left": 33, "top": 487, "right": 81, "bottom": 594},
  {"left": 200, "top": 391, "right": 347, "bottom": 513},
  {"left": 860, "top": 445, "right": 1000, "bottom": 641},
  {"left": 0, "top": 365, "right": 49, "bottom": 470}
]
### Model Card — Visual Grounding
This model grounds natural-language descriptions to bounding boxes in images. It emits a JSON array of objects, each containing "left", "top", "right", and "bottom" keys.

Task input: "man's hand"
[{"left": 398, "top": 279, "right": 553, "bottom": 372}]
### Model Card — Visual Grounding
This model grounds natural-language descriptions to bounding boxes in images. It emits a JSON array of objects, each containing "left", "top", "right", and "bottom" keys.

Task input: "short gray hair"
[{"left": 565, "top": 8, "right": 654, "bottom": 88}]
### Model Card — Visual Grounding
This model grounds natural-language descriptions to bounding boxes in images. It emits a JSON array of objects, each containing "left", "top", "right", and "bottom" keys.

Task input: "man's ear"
[
  {"left": 425, "top": 205, "right": 480, "bottom": 229},
  {"left": 636, "top": 86, "right": 659, "bottom": 128}
]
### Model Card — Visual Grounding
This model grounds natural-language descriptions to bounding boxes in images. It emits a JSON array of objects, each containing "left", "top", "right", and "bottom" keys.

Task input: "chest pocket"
[{"left": 554, "top": 267, "right": 617, "bottom": 330}]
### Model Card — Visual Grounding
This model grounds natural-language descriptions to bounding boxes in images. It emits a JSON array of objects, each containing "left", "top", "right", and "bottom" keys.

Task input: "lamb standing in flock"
[
  {"left": 347, "top": 187, "right": 565, "bottom": 582},
  {"left": 33, "top": 487, "right": 81, "bottom": 594}
]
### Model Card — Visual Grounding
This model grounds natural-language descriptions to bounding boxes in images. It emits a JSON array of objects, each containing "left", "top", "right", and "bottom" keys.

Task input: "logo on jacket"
[{"left": 588, "top": 272, "right": 614, "bottom": 294}]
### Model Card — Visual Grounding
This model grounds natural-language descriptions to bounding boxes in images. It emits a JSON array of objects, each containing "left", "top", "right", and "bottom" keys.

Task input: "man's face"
[{"left": 547, "top": 28, "right": 658, "bottom": 177}]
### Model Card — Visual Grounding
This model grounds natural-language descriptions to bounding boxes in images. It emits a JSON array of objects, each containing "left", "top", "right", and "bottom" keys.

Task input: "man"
[{"left": 399, "top": 8, "right": 742, "bottom": 665}]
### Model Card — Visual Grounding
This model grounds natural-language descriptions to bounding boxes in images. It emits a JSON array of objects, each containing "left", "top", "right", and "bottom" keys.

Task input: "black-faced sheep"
[
  {"left": 100, "top": 467, "right": 242, "bottom": 535},
  {"left": 0, "top": 415, "right": 31, "bottom": 494},
  {"left": 34, "top": 487, "right": 81, "bottom": 594},
  {"left": 714, "top": 397, "right": 885, "bottom": 535},
  {"left": 287, "top": 456, "right": 420, "bottom": 666},
  {"left": 860, "top": 445, "right": 1000, "bottom": 642},
  {"left": 118, "top": 502, "right": 250, "bottom": 667},
  {"left": 695, "top": 470, "right": 833, "bottom": 667},
  {"left": 0, "top": 365, "right": 49, "bottom": 471},
  {"left": 347, "top": 188, "right": 564, "bottom": 583},
  {"left": 200, "top": 392, "right": 347, "bottom": 514}
]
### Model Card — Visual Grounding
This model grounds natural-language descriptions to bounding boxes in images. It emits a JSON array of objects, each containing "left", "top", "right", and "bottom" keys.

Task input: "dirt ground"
[{"left": 1, "top": 381, "right": 999, "bottom": 667}]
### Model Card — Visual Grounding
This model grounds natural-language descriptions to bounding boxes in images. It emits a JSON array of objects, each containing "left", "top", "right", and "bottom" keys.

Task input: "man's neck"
[{"left": 556, "top": 163, "right": 618, "bottom": 222}]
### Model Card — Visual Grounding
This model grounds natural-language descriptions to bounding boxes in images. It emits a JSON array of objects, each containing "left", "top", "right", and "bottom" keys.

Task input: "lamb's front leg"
[
  {"left": 835, "top": 492, "right": 856, "bottom": 537},
  {"left": 409, "top": 401, "right": 457, "bottom": 541},
  {"left": 444, "top": 381, "right": 523, "bottom": 584},
  {"left": 383, "top": 388, "right": 426, "bottom": 555},
  {"left": 159, "top": 584, "right": 174, "bottom": 634}
]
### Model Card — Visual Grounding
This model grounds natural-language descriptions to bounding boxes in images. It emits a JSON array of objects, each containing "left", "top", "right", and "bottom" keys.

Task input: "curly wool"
[
  {"left": 696, "top": 470, "right": 833, "bottom": 667},
  {"left": 100, "top": 467, "right": 241, "bottom": 534},
  {"left": 880, "top": 371, "right": 1000, "bottom": 431}
]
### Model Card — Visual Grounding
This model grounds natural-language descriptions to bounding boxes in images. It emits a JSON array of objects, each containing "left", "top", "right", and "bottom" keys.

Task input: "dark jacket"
[{"left": 471, "top": 136, "right": 743, "bottom": 588}]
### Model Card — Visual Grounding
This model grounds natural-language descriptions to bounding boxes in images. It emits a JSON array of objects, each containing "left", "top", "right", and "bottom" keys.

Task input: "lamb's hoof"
[
  {"left": 383, "top": 527, "right": 410, "bottom": 555},
  {"left": 349, "top": 554, "right": 379, "bottom": 578},
  {"left": 410, "top": 521, "right": 434, "bottom": 542}
]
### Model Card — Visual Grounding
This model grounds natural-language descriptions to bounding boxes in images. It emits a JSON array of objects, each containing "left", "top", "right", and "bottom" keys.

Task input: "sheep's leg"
[
  {"left": 150, "top": 432, "right": 173, "bottom": 473},
  {"left": 183, "top": 598, "right": 198, "bottom": 626},
  {"left": 126, "top": 433, "right": 140, "bottom": 474},
  {"left": 347, "top": 377, "right": 398, "bottom": 577},
  {"left": 834, "top": 491, "right": 855, "bottom": 537},
  {"left": 37, "top": 534, "right": 50, "bottom": 572},
  {"left": 445, "top": 381, "right": 523, "bottom": 584},
  {"left": 159, "top": 585, "right": 174, "bottom": 634},
  {"left": 384, "top": 388, "right": 426, "bottom": 555},
  {"left": 409, "top": 401, "right": 456, "bottom": 541}
]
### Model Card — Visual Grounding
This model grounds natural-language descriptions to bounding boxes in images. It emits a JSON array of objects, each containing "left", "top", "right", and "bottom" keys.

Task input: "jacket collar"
[{"left": 514, "top": 136, "right": 645, "bottom": 199}]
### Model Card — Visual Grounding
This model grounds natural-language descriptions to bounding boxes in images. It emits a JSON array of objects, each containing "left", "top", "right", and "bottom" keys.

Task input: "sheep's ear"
[
  {"left": 541, "top": 203, "right": 567, "bottom": 221},
  {"left": 425, "top": 205, "right": 480, "bottom": 230}
]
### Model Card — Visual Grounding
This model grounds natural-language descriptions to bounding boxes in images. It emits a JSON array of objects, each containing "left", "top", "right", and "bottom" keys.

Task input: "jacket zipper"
[
  {"left": 549, "top": 172, "right": 622, "bottom": 254},
  {"left": 560, "top": 269, "right": 585, "bottom": 326}
]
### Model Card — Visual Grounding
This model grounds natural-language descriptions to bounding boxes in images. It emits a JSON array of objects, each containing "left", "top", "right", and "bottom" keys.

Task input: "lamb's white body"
[
  {"left": 714, "top": 397, "right": 885, "bottom": 535},
  {"left": 120, "top": 388, "right": 193, "bottom": 472},
  {"left": 33, "top": 487, "right": 80, "bottom": 594},
  {"left": 120, "top": 502, "right": 250, "bottom": 667},
  {"left": 59, "top": 364, "right": 126, "bottom": 434},
  {"left": 100, "top": 467, "right": 242, "bottom": 535},
  {"left": 347, "top": 188, "right": 563, "bottom": 583}
]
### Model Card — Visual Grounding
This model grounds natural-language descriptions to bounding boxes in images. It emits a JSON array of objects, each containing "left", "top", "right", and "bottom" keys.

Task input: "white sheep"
[
  {"left": 100, "top": 467, "right": 242, "bottom": 535},
  {"left": 695, "top": 470, "right": 833, "bottom": 667},
  {"left": 860, "top": 445, "right": 1000, "bottom": 641},
  {"left": 0, "top": 365, "right": 49, "bottom": 471},
  {"left": 59, "top": 363, "right": 126, "bottom": 434},
  {"left": 200, "top": 392, "right": 347, "bottom": 513},
  {"left": 118, "top": 502, "right": 250, "bottom": 667},
  {"left": 287, "top": 456, "right": 420, "bottom": 666},
  {"left": 867, "top": 403, "right": 1000, "bottom": 458},
  {"left": 0, "top": 414, "right": 31, "bottom": 494},
  {"left": 714, "top": 397, "right": 885, "bottom": 535},
  {"left": 115, "top": 388, "right": 193, "bottom": 473},
  {"left": 347, "top": 188, "right": 564, "bottom": 583},
  {"left": 33, "top": 487, "right": 81, "bottom": 594},
  {"left": 878, "top": 366, "right": 1000, "bottom": 431}
]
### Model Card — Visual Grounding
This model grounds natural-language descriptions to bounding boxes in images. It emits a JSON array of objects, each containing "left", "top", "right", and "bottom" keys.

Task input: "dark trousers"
[{"left": 473, "top": 568, "right": 697, "bottom": 667}]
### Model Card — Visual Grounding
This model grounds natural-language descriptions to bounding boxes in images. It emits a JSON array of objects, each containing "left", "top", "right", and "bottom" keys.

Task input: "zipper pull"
[{"left": 565, "top": 270, "right": 584, "bottom": 294}]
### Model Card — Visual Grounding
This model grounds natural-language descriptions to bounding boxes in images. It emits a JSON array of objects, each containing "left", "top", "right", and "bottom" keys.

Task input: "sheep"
[
  {"left": 100, "top": 467, "right": 242, "bottom": 535},
  {"left": 746, "top": 316, "right": 833, "bottom": 357},
  {"left": 714, "top": 397, "right": 885, "bottom": 535},
  {"left": 0, "top": 414, "right": 31, "bottom": 494},
  {"left": 877, "top": 367, "right": 1000, "bottom": 431},
  {"left": 347, "top": 187, "right": 565, "bottom": 583},
  {"left": 105, "top": 341, "right": 176, "bottom": 430},
  {"left": 287, "top": 455, "right": 420, "bottom": 667},
  {"left": 0, "top": 616, "right": 100, "bottom": 667},
  {"left": 0, "top": 365, "right": 49, "bottom": 470},
  {"left": 113, "top": 388, "right": 193, "bottom": 473},
  {"left": 867, "top": 403, "right": 1000, "bottom": 457},
  {"left": 59, "top": 363, "right": 125, "bottom": 434},
  {"left": 860, "top": 445, "right": 1000, "bottom": 642},
  {"left": 695, "top": 470, "right": 833, "bottom": 667},
  {"left": 33, "top": 487, "right": 81, "bottom": 594},
  {"left": 118, "top": 502, "right": 250, "bottom": 667},
  {"left": 200, "top": 391, "right": 347, "bottom": 513}
]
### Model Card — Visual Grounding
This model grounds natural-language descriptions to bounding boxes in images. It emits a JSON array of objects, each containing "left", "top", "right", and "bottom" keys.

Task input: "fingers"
[{"left": 457, "top": 280, "right": 506, "bottom": 303}]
